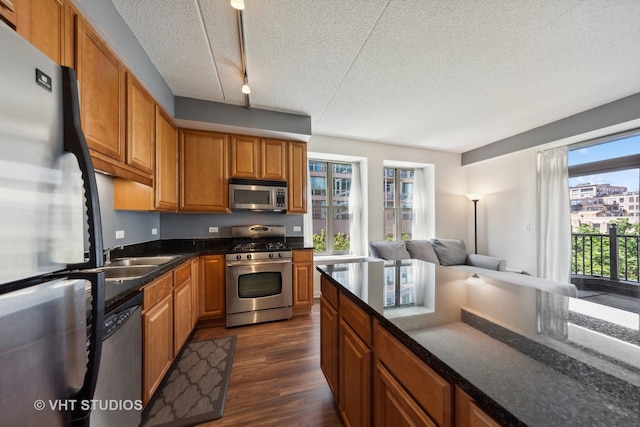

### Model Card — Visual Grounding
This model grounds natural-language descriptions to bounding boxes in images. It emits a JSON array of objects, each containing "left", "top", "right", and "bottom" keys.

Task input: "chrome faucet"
[{"left": 103, "top": 245, "right": 123, "bottom": 263}]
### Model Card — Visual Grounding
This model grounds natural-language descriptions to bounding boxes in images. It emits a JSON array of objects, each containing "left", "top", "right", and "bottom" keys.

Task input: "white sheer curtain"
[
  {"left": 411, "top": 166, "right": 435, "bottom": 240},
  {"left": 536, "top": 146, "right": 571, "bottom": 282},
  {"left": 303, "top": 163, "right": 313, "bottom": 247},
  {"left": 348, "top": 162, "right": 367, "bottom": 256}
]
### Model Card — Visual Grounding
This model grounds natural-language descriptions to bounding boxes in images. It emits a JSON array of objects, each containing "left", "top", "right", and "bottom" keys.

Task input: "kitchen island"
[{"left": 317, "top": 259, "right": 640, "bottom": 426}]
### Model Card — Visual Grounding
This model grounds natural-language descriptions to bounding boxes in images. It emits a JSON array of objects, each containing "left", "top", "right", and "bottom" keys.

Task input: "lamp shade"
[
  {"left": 230, "top": 0, "right": 245, "bottom": 10},
  {"left": 465, "top": 193, "right": 485, "bottom": 201}
]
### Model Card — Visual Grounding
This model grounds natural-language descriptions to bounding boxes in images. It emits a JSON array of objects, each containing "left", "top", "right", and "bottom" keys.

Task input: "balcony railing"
[{"left": 571, "top": 224, "right": 640, "bottom": 283}]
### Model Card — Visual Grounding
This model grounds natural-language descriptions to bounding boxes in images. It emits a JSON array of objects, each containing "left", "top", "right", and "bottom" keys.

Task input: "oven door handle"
[{"left": 227, "top": 259, "right": 293, "bottom": 267}]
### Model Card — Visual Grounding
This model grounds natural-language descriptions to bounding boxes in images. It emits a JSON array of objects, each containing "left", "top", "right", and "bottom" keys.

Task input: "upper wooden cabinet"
[
  {"left": 180, "top": 129, "right": 229, "bottom": 212},
  {"left": 230, "top": 134, "right": 259, "bottom": 178},
  {"left": 113, "top": 106, "right": 177, "bottom": 211},
  {"left": 126, "top": 73, "right": 155, "bottom": 176},
  {"left": 154, "top": 107, "right": 178, "bottom": 210},
  {"left": 0, "top": 0, "right": 17, "bottom": 29},
  {"left": 288, "top": 141, "right": 308, "bottom": 213},
  {"left": 76, "top": 18, "right": 126, "bottom": 168},
  {"left": 15, "top": 0, "right": 76, "bottom": 66},
  {"left": 230, "top": 136, "right": 288, "bottom": 181},
  {"left": 261, "top": 138, "right": 288, "bottom": 180}
]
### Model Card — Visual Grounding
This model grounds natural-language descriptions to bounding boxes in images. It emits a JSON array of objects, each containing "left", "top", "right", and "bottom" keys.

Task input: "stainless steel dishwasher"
[{"left": 90, "top": 294, "right": 142, "bottom": 427}]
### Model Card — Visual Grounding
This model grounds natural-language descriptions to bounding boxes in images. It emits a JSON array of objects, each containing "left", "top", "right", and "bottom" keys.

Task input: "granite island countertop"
[{"left": 316, "top": 259, "right": 640, "bottom": 426}]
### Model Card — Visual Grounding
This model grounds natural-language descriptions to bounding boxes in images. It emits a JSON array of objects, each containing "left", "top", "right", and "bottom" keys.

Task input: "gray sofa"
[
  {"left": 368, "top": 239, "right": 577, "bottom": 297},
  {"left": 369, "top": 238, "right": 506, "bottom": 271}
]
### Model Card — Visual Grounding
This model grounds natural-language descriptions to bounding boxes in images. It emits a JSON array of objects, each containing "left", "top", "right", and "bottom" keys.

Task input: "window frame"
[
  {"left": 384, "top": 167, "right": 414, "bottom": 241},
  {"left": 309, "top": 159, "right": 353, "bottom": 255}
]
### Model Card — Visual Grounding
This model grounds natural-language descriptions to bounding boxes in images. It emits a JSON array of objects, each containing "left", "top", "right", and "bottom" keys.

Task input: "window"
[
  {"left": 569, "top": 134, "right": 640, "bottom": 282},
  {"left": 309, "top": 160, "right": 353, "bottom": 254},
  {"left": 384, "top": 168, "right": 414, "bottom": 240}
]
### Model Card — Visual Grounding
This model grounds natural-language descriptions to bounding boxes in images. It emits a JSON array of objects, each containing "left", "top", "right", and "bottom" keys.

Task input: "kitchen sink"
[
  {"left": 98, "top": 265, "right": 160, "bottom": 281},
  {"left": 105, "top": 255, "right": 179, "bottom": 267}
]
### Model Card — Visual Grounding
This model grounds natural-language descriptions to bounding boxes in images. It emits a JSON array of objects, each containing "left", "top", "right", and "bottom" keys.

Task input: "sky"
[{"left": 568, "top": 136, "right": 640, "bottom": 192}]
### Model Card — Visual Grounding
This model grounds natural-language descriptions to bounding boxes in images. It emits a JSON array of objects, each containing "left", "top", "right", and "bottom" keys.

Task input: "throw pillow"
[
  {"left": 405, "top": 240, "right": 440, "bottom": 264},
  {"left": 368, "top": 241, "right": 411, "bottom": 260},
  {"left": 430, "top": 238, "right": 467, "bottom": 265}
]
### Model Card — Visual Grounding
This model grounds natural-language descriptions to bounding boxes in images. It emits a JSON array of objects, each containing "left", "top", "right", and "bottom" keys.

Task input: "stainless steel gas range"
[{"left": 225, "top": 225, "right": 293, "bottom": 327}]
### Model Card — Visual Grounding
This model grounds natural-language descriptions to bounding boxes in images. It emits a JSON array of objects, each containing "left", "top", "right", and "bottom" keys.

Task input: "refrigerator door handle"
[
  {"left": 60, "top": 66, "right": 104, "bottom": 271},
  {"left": 68, "top": 271, "right": 104, "bottom": 427}
]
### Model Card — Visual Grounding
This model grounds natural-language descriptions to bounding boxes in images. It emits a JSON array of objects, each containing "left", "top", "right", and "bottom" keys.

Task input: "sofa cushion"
[
  {"left": 369, "top": 241, "right": 411, "bottom": 260},
  {"left": 430, "top": 238, "right": 467, "bottom": 265},
  {"left": 406, "top": 240, "right": 440, "bottom": 264},
  {"left": 466, "top": 254, "right": 506, "bottom": 271}
]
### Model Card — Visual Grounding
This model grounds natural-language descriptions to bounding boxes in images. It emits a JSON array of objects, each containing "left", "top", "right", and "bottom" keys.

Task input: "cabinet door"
[
  {"left": 230, "top": 135, "right": 259, "bottom": 178},
  {"left": 374, "top": 361, "right": 436, "bottom": 427},
  {"left": 155, "top": 107, "right": 178, "bottom": 210},
  {"left": 260, "top": 138, "right": 287, "bottom": 180},
  {"left": 191, "top": 257, "right": 200, "bottom": 329},
  {"left": 320, "top": 296, "right": 339, "bottom": 401},
  {"left": 455, "top": 387, "right": 502, "bottom": 427},
  {"left": 126, "top": 73, "right": 155, "bottom": 176},
  {"left": 340, "top": 318, "right": 372, "bottom": 427},
  {"left": 292, "top": 249, "right": 313, "bottom": 309},
  {"left": 15, "top": 0, "right": 75, "bottom": 66},
  {"left": 1, "top": 0, "right": 16, "bottom": 29},
  {"left": 200, "top": 255, "right": 225, "bottom": 318},
  {"left": 76, "top": 18, "right": 125, "bottom": 163},
  {"left": 287, "top": 141, "right": 307, "bottom": 213},
  {"left": 173, "top": 277, "right": 192, "bottom": 357},
  {"left": 143, "top": 293, "right": 173, "bottom": 405},
  {"left": 180, "top": 130, "right": 228, "bottom": 212}
]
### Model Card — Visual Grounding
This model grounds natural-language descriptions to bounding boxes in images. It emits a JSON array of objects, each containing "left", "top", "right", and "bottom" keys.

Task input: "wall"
[
  {"left": 96, "top": 174, "right": 160, "bottom": 248},
  {"left": 465, "top": 148, "right": 539, "bottom": 275},
  {"left": 160, "top": 212, "right": 304, "bottom": 239},
  {"left": 308, "top": 135, "right": 468, "bottom": 245}
]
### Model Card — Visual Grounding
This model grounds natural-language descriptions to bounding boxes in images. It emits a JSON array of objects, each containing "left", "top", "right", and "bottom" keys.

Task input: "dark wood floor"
[{"left": 193, "top": 302, "right": 344, "bottom": 427}]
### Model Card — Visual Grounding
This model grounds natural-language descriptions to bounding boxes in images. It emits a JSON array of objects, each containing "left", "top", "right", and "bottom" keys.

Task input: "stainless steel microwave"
[{"left": 229, "top": 179, "right": 288, "bottom": 212}]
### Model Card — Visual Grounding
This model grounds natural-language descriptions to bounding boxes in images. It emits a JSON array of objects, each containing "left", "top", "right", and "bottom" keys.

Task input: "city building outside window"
[
  {"left": 383, "top": 168, "right": 414, "bottom": 240},
  {"left": 309, "top": 160, "right": 353, "bottom": 254},
  {"left": 568, "top": 134, "right": 640, "bottom": 281}
]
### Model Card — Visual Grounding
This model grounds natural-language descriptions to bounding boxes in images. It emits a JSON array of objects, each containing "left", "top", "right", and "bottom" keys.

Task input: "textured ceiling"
[{"left": 111, "top": 0, "right": 640, "bottom": 153}]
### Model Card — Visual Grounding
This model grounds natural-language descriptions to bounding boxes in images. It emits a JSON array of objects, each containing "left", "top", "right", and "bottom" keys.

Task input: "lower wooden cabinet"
[
  {"left": 455, "top": 387, "right": 501, "bottom": 427},
  {"left": 172, "top": 271, "right": 192, "bottom": 357},
  {"left": 142, "top": 273, "right": 174, "bottom": 406},
  {"left": 200, "top": 255, "right": 225, "bottom": 319},
  {"left": 292, "top": 249, "right": 314, "bottom": 314},
  {"left": 374, "top": 361, "right": 436, "bottom": 427},
  {"left": 190, "top": 257, "right": 200, "bottom": 329},
  {"left": 320, "top": 295, "right": 339, "bottom": 400},
  {"left": 339, "top": 318, "right": 372, "bottom": 427},
  {"left": 375, "top": 322, "right": 453, "bottom": 427},
  {"left": 142, "top": 260, "right": 195, "bottom": 406}
]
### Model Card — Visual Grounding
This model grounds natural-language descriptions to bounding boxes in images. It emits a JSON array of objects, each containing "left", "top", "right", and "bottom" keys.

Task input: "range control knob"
[
  {"left": 247, "top": 254, "right": 252, "bottom": 260},
  {"left": 279, "top": 252, "right": 284, "bottom": 258},
  {"left": 269, "top": 253, "right": 274, "bottom": 258},
  {"left": 236, "top": 254, "right": 242, "bottom": 260}
]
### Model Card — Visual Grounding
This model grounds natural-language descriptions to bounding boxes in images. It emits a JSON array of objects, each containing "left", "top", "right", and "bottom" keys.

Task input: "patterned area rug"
[{"left": 142, "top": 336, "right": 236, "bottom": 427}]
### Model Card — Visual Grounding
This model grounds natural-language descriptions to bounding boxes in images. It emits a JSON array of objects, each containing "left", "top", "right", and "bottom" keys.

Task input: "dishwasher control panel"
[{"left": 103, "top": 306, "right": 139, "bottom": 340}]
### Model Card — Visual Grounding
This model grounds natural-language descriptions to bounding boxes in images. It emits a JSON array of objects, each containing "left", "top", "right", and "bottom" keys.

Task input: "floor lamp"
[{"left": 465, "top": 193, "right": 485, "bottom": 254}]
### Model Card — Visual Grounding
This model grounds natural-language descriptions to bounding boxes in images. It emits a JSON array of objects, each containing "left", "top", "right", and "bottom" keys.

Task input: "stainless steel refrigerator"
[{"left": 0, "top": 22, "right": 105, "bottom": 427}]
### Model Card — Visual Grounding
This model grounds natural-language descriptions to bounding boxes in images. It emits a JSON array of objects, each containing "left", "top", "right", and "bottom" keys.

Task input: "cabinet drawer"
[
  {"left": 173, "top": 261, "right": 191, "bottom": 285},
  {"left": 143, "top": 272, "right": 173, "bottom": 309},
  {"left": 340, "top": 293, "right": 372, "bottom": 347},
  {"left": 374, "top": 322, "right": 452, "bottom": 427},
  {"left": 321, "top": 275, "right": 339, "bottom": 309},
  {"left": 292, "top": 249, "right": 313, "bottom": 263}
]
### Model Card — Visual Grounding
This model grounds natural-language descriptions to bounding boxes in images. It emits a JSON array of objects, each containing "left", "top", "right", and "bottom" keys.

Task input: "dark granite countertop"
[
  {"left": 98, "top": 237, "right": 310, "bottom": 313},
  {"left": 317, "top": 259, "right": 640, "bottom": 427}
]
